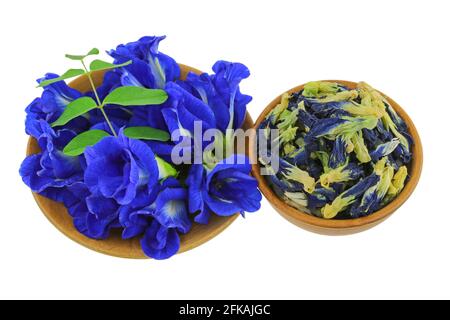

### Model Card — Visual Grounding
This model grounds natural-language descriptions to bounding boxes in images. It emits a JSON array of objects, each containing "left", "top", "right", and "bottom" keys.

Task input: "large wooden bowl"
[
  {"left": 250, "top": 80, "right": 423, "bottom": 235},
  {"left": 26, "top": 64, "right": 254, "bottom": 258}
]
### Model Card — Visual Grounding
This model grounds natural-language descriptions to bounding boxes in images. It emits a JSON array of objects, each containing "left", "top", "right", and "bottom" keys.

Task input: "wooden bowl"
[
  {"left": 250, "top": 80, "right": 423, "bottom": 235},
  {"left": 26, "top": 64, "right": 254, "bottom": 258}
]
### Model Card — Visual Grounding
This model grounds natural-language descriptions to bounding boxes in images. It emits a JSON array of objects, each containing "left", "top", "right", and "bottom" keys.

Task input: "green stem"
[{"left": 81, "top": 60, "right": 117, "bottom": 137}]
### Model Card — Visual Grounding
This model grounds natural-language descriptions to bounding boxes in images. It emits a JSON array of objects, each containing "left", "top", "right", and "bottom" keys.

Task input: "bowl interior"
[
  {"left": 27, "top": 64, "right": 254, "bottom": 258},
  {"left": 251, "top": 80, "right": 423, "bottom": 234}
]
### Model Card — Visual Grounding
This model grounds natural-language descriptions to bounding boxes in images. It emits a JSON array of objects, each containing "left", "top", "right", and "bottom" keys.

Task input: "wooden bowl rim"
[
  {"left": 26, "top": 64, "right": 254, "bottom": 258},
  {"left": 250, "top": 80, "right": 423, "bottom": 231}
]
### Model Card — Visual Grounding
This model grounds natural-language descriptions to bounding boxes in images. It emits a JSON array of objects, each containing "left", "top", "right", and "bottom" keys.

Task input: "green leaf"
[
  {"left": 103, "top": 86, "right": 168, "bottom": 106},
  {"left": 89, "top": 59, "right": 132, "bottom": 72},
  {"left": 63, "top": 130, "right": 110, "bottom": 156},
  {"left": 65, "top": 48, "right": 100, "bottom": 60},
  {"left": 51, "top": 97, "right": 98, "bottom": 127},
  {"left": 37, "top": 69, "right": 85, "bottom": 87},
  {"left": 123, "top": 126, "right": 170, "bottom": 141}
]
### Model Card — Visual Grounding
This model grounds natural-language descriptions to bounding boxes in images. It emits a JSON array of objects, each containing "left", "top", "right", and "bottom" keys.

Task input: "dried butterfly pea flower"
[
  {"left": 342, "top": 101, "right": 384, "bottom": 118},
  {"left": 275, "top": 126, "right": 298, "bottom": 145},
  {"left": 302, "top": 81, "right": 340, "bottom": 98},
  {"left": 279, "top": 159, "right": 316, "bottom": 194},
  {"left": 307, "top": 188, "right": 337, "bottom": 211},
  {"left": 386, "top": 165, "right": 408, "bottom": 200},
  {"left": 328, "top": 137, "right": 348, "bottom": 169},
  {"left": 284, "top": 191, "right": 309, "bottom": 211},
  {"left": 284, "top": 147, "right": 309, "bottom": 166},
  {"left": 312, "top": 90, "right": 359, "bottom": 103},
  {"left": 259, "top": 81, "right": 413, "bottom": 219},
  {"left": 350, "top": 158, "right": 395, "bottom": 217},
  {"left": 277, "top": 108, "right": 299, "bottom": 131},
  {"left": 370, "top": 138, "right": 400, "bottom": 161},
  {"left": 351, "top": 131, "right": 371, "bottom": 163},
  {"left": 321, "top": 174, "right": 380, "bottom": 219},
  {"left": 305, "top": 116, "right": 378, "bottom": 143},
  {"left": 268, "top": 93, "right": 290, "bottom": 124},
  {"left": 319, "top": 161, "right": 364, "bottom": 189}
]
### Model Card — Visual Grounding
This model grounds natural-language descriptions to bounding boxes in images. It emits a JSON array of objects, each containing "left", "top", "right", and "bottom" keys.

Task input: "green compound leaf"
[
  {"left": 123, "top": 126, "right": 170, "bottom": 141},
  {"left": 63, "top": 129, "right": 110, "bottom": 156},
  {"left": 89, "top": 59, "right": 132, "bottom": 72},
  {"left": 65, "top": 48, "right": 100, "bottom": 61},
  {"left": 51, "top": 97, "right": 98, "bottom": 127},
  {"left": 37, "top": 69, "right": 85, "bottom": 87},
  {"left": 103, "top": 86, "right": 168, "bottom": 106}
]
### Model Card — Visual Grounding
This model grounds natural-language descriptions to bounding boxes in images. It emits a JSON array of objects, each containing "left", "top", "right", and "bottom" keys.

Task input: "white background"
[{"left": 0, "top": 0, "right": 448, "bottom": 299}]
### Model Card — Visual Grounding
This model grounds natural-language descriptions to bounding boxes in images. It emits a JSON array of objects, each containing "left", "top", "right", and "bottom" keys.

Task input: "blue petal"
[
  {"left": 211, "top": 61, "right": 252, "bottom": 130},
  {"left": 305, "top": 117, "right": 348, "bottom": 143},
  {"left": 84, "top": 132, "right": 158, "bottom": 205},
  {"left": 165, "top": 82, "right": 216, "bottom": 133},
  {"left": 141, "top": 220, "right": 180, "bottom": 260},
  {"left": 341, "top": 174, "right": 380, "bottom": 199},
  {"left": 203, "top": 189, "right": 241, "bottom": 216},
  {"left": 108, "top": 35, "right": 180, "bottom": 89},
  {"left": 154, "top": 187, "right": 191, "bottom": 233},
  {"left": 37, "top": 73, "right": 82, "bottom": 111},
  {"left": 185, "top": 164, "right": 206, "bottom": 214},
  {"left": 329, "top": 137, "right": 347, "bottom": 168},
  {"left": 119, "top": 59, "right": 155, "bottom": 88}
]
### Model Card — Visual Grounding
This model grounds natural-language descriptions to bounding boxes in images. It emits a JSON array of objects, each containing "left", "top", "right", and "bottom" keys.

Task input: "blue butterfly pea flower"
[
  {"left": 108, "top": 36, "right": 180, "bottom": 131},
  {"left": 163, "top": 81, "right": 216, "bottom": 140},
  {"left": 117, "top": 177, "right": 179, "bottom": 239},
  {"left": 284, "top": 147, "right": 308, "bottom": 166},
  {"left": 329, "top": 137, "right": 348, "bottom": 168},
  {"left": 108, "top": 35, "right": 180, "bottom": 89},
  {"left": 25, "top": 74, "right": 83, "bottom": 137},
  {"left": 182, "top": 61, "right": 252, "bottom": 132},
  {"left": 84, "top": 130, "right": 159, "bottom": 205},
  {"left": 63, "top": 182, "right": 120, "bottom": 239},
  {"left": 211, "top": 61, "right": 252, "bottom": 131},
  {"left": 116, "top": 177, "right": 188, "bottom": 259},
  {"left": 141, "top": 219, "right": 180, "bottom": 260},
  {"left": 307, "top": 188, "right": 337, "bottom": 211},
  {"left": 304, "top": 117, "right": 348, "bottom": 143},
  {"left": 19, "top": 121, "right": 82, "bottom": 202},
  {"left": 153, "top": 186, "right": 190, "bottom": 233},
  {"left": 370, "top": 138, "right": 400, "bottom": 161},
  {"left": 362, "top": 127, "right": 382, "bottom": 149},
  {"left": 186, "top": 155, "right": 262, "bottom": 224},
  {"left": 322, "top": 173, "right": 380, "bottom": 219}
]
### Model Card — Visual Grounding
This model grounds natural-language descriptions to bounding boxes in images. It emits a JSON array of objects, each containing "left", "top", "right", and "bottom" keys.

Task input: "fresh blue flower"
[
  {"left": 186, "top": 155, "right": 262, "bottom": 224},
  {"left": 25, "top": 74, "right": 83, "bottom": 137},
  {"left": 153, "top": 179, "right": 191, "bottom": 233},
  {"left": 163, "top": 81, "right": 216, "bottom": 139},
  {"left": 108, "top": 36, "right": 181, "bottom": 132},
  {"left": 108, "top": 35, "right": 180, "bottom": 89},
  {"left": 141, "top": 219, "right": 180, "bottom": 260},
  {"left": 84, "top": 130, "right": 159, "bottom": 205},
  {"left": 182, "top": 61, "right": 252, "bottom": 132},
  {"left": 63, "top": 182, "right": 120, "bottom": 239},
  {"left": 19, "top": 120, "right": 82, "bottom": 202}
]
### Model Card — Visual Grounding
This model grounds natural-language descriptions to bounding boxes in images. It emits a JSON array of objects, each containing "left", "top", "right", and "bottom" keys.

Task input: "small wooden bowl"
[
  {"left": 250, "top": 80, "right": 423, "bottom": 235},
  {"left": 26, "top": 64, "right": 254, "bottom": 258}
]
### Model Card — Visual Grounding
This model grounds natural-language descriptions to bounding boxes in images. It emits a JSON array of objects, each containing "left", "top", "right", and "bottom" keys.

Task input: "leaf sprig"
[{"left": 38, "top": 48, "right": 170, "bottom": 156}]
